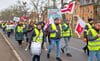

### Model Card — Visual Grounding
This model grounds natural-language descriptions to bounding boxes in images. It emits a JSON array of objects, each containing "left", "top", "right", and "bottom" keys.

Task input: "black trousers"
[{"left": 83, "top": 40, "right": 89, "bottom": 55}]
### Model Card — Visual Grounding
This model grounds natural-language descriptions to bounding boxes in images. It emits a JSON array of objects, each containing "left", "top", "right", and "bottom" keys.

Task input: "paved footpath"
[{"left": 0, "top": 32, "right": 18, "bottom": 61}]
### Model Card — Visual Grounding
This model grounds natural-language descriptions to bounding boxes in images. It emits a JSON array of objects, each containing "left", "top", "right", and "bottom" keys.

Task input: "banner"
[
  {"left": 6, "top": 25, "right": 16, "bottom": 29},
  {"left": 13, "top": 17, "right": 20, "bottom": 21},
  {"left": 75, "top": 18, "right": 86, "bottom": 38},
  {"left": 48, "top": 9, "right": 62, "bottom": 19}
]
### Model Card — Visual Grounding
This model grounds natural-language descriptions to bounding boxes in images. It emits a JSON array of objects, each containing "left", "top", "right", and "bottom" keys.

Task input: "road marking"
[{"left": 0, "top": 31, "right": 23, "bottom": 61}]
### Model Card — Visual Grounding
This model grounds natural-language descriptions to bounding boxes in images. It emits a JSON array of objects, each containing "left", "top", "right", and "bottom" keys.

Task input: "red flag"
[
  {"left": 76, "top": 24, "right": 84, "bottom": 36},
  {"left": 21, "top": 16, "right": 26, "bottom": 21},
  {"left": 60, "top": 1, "right": 75, "bottom": 14}
]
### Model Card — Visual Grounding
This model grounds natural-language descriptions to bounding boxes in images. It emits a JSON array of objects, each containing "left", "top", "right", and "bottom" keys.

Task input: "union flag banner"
[
  {"left": 60, "top": 1, "right": 75, "bottom": 14},
  {"left": 75, "top": 18, "right": 86, "bottom": 38}
]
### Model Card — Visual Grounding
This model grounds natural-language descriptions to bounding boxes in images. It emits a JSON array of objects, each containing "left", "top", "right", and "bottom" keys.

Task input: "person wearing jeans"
[
  {"left": 87, "top": 21, "right": 100, "bottom": 61},
  {"left": 47, "top": 18, "right": 62, "bottom": 61},
  {"left": 48, "top": 39, "right": 61, "bottom": 57},
  {"left": 61, "top": 19, "right": 72, "bottom": 57}
]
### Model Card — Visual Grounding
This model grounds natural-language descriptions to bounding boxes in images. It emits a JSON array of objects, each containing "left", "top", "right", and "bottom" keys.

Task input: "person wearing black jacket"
[{"left": 83, "top": 18, "right": 94, "bottom": 55}]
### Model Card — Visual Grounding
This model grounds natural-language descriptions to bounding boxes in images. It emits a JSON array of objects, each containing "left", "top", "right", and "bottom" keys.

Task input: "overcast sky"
[{"left": 0, "top": 0, "right": 72, "bottom": 11}]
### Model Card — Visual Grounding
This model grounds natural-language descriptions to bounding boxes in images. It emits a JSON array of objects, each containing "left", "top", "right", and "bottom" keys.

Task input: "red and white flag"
[
  {"left": 44, "top": 16, "right": 54, "bottom": 30},
  {"left": 75, "top": 18, "right": 86, "bottom": 38},
  {"left": 21, "top": 16, "right": 26, "bottom": 21},
  {"left": 59, "top": 1, "right": 75, "bottom": 14}
]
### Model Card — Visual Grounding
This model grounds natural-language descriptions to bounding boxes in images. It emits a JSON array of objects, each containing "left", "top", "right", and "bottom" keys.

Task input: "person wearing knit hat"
[
  {"left": 47, "top": 18, "right": 62, "bottom": 61},
  {"left": 61, "top": 19, "right": 72, "bottom": 57},
  {"left": 83, "top": 18, "right": 94, "bottom": 55},
  {"left": 25, "top": 21, "right": 44, "bottom": 61}
]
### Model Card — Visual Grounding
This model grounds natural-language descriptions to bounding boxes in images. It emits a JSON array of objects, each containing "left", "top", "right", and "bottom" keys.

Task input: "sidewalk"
[{"left": 0, "top": 33, "right": 18, "bottom": 61}]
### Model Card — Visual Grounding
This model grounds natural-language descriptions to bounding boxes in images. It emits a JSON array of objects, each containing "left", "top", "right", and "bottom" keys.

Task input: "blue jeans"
[
  {"left": 32, "top": 55, "right": 40, "bottom": 61},
  {"left": 3, "top": 28, "right": 6, "bottom": 33},
  {"left": 48, "top": 39, "right": 61, "bottom": 57},
  {"left": 7, "top": 32, "right": 11, "bottom": 37},
  {"left": 88, "top": 50, "right": 100, "bottom": 61},
  {"left": 62, "top": 37, "right": 71, "bottom": 53}
]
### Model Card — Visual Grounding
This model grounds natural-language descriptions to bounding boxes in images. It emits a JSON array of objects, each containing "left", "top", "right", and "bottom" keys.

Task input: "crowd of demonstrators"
[{"left": 0, "top": 17, "right": 100, "bottom": 61}]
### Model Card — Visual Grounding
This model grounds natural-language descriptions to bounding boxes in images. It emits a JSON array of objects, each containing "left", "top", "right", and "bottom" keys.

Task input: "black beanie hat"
[{"left": 88, "top": 18, "right": 93, "bottom": 22}]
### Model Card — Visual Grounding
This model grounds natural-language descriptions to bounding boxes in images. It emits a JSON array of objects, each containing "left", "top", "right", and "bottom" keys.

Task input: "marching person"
[
  {"left": 23, "top": 21, "right": 28, "bottom": 42},
  {"left": 87, "top": 21, "right": 100, "bottom": 61},
  {"left": 15, "top": 22, "right": 24, "bottom": 47},
  {"left": 26, "top": 22, "right": 44, "bottom": 61},
  {"left": 6, "top": 22, "right": 11, "bottom": 37},
  {"left": 27, "top": 20, "right": 34, "bottom": 43},
  {"left": 61, "top": 19, "right": 72, "bottom": 57},
  {"left": 47, "top": 18, "right": 62, "bottom": 61},
  {"left": 2, "top": 21, "right": 7, "bottom": 33},
  {"left": 83, "top": 18, "right": 94, "bottom": 55}
]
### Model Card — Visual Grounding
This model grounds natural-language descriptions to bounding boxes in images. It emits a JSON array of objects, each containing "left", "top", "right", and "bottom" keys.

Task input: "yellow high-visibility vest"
[
  {"left": 32, "top": 28, "right": 43, "bottom": 43},
  {"left": 17, "top": 26, "right": 24, "bottom": 32},
  {"left": 88, "top": 29, "right": 100, "bottom": 51},
  {"left": 63, "top": 24, "right": 72, "bottom": 37},
  {"left": 50, "top": 23, "right": 62, "bottom": 38}
]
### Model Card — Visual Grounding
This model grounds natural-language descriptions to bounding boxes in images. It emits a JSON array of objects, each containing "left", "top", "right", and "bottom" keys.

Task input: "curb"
[{"left": 0, "top": 31, "right": 23, "bottom": 61}]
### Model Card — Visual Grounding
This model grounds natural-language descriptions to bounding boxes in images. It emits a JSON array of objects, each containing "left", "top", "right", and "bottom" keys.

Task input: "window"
[
  {"left": 82, "top": 16, "right": 84, "bottom": 21},
  {"left": 83, "top": 8, "right": 85, "bottom": 13},
  {"left": 87, "top": 16, "right": 89, "bottom": 19},
  {"left": 87, "top": 7, "right": 90, "bottom": 13},
  {"left": 74, "top": 16, "right": 78, "bottom": 21},
  {"left": 75, "top": 9, "right": 77, "bottom": 14}
]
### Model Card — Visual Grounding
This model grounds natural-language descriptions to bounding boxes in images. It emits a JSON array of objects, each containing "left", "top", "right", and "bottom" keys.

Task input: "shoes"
[
  {"left": 47, "top": 54, "right": 50, "bottom": 59},
  {"left": 66, "top": 53, "right": 72, "bottom": 57},
  {"left": 56, "top": 57, "right": 62, "bottom": 61},
  {"left": 61, "top": 48, "right": 64, "bottom": 53}
]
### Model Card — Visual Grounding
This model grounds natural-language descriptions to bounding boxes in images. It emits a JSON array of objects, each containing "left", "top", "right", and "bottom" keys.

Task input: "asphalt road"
[
  {"left": 3, "top": 32, "right": 97, "bottom": 61},
  {"left": 0, "top": 32, "right": 17, "bottom": 61}
]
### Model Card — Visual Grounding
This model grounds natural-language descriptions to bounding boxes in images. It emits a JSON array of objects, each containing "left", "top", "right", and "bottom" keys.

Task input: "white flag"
[
  {"left": 75, "top": 18, "right": 87, "bottom": 38},
  {"left": 44, "top": 16, "right": 54, "bottom": 30}
]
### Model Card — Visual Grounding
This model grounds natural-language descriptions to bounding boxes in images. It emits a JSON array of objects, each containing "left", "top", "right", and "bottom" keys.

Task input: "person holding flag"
[
  {"left": 61, "top": 19, "right": 72, "bottom": 57},
  {"left": 83, "top": 18, "right": 94, "bottom": 55},
  {"left": 47, "top": 18, "right": 62, "bottom": 61}
]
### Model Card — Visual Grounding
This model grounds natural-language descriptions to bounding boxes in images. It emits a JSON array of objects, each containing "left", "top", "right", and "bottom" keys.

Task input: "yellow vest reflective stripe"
[
  {"left": 23, "top": 25, "right": 25, "bottom": 28},
  {"left": 63, "top": 24, "right": 72, "bottom": 37},
  {"left": 87, "top": 23, "right": 94, "bottom": 35},
  {"left": 50, "top": 23, "right": 62, "bottom": 38},
  {"left": 34, "top": 24, "right": 37, "bottom": 28},
  {"left": 2, "top": 23, "right": 7, "bottom": 28},
  {"left": 32, "top": 28, "right": 43, "bottom": 43},
  {"left": 88, "top": 29, "right": 100, "bottom": 51},
  {"left": 17, "top": 26, "right": 23, "bottom": 32}
]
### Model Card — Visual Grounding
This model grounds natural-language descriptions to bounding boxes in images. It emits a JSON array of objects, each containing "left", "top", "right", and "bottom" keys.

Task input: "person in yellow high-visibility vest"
[
  {"left": 61, "top": 19, "right": 72, "bottom": 57},
  {"left": 47, "top": 18, "right": 62, "bottom": 61},
  {"left": 87, "top": 21, "right": 100, "bottom": 61},
  {"left": 15, "top": 22, "right": 24, "bottom": 47},
  {"left": 6, "top": 22, "right": 11, "bottom": 37},
  {"left": 83, "top": 18, "right": 94, "bottom": 55},
  {"left": 25, "top": 22, "right": 44, "bottom": 61}
]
